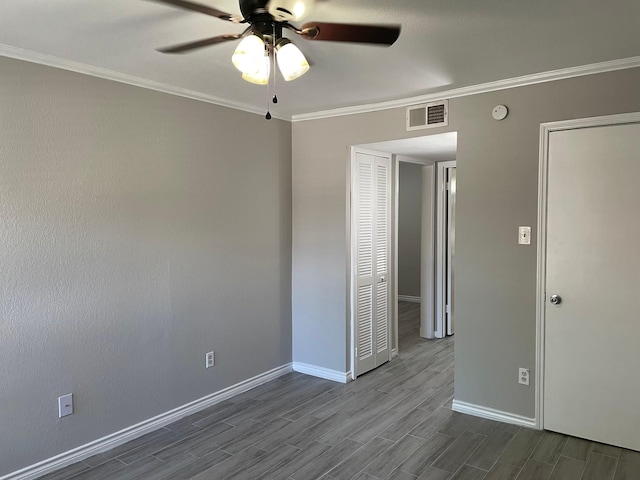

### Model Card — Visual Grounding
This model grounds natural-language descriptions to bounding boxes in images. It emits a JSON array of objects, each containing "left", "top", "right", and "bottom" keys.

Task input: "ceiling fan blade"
[
  {"left": 148, "top": 0, "right": 243, "bottom": 23},
  {"left": 300, "top": 22, "right": 401, "bottom": 46},
  {"left": 158, "top": 33, "right": 243, "bottom": 53}
]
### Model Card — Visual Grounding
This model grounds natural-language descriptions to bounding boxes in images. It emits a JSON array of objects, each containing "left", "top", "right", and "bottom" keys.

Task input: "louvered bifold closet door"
[
  {"left": 374, "top": 159, "right": 390, "bottom": 367},
  {"left": 354, "top": 152, "right": 391, "bottom": 377}
]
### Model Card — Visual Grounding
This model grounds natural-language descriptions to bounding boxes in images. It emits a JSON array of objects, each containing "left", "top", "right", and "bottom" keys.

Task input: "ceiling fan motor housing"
[
  {"left": 239, "top": 0, "right": 315, "bottom": 22},
  {"left": 155, "top": 0, "right": 400, "bottom": 56},
  {"left": 267, "top": 0, "right": 315, "bottom": 21},
  {"left": 239, "top": 0, "right": 269, "bottom": 19}
]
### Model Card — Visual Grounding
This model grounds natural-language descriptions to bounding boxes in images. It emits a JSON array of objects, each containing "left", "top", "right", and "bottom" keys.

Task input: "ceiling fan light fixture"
[
  {"left": 276, "top": 39, "right": 310, "bottom": 81},
  {"left": 241, "top": 53, "right": 271, "bottom": 84},
  {"left": 231, "top": 34, "right": 266, "bottom": 74}
]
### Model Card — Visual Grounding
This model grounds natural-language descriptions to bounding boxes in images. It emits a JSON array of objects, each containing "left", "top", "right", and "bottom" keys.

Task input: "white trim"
[
  {"left": 398, "top": 295, "right": 421, "bottom": 303},
  {"left": 420, "top": 164, "right": 437, "bottom": 339},
  {"left": 348, "top": 146, "right": 361, "bottom": 382},
  {"left": 0, "top": 44, "right": 288, "bottom": 121},
  {"left": 292, "top": 56, "right": 640, "bottom": 122},
  {"left": 452, "top": 399, "right": 537, "bottom": 429},
  {"left": 391, "top": 348, "right": 398, "bottom": 358},
  {"left": 536, "top": 120, "right": 549, "bottom": 431},
  {"left": 396, "top": 156, "right": 436, "bottom": 166},
  {"left": 2, "top": 43, "right": 637, "bottom": 124},
  {"left": 535, "top": 111, "right": 640, "bottom": 431},
  {"left": 392, "top": 156, "right": 400, "bottom": 357},
  {"left": 445, "top": 166, "right": 455, "bottom": 337},
  {"left": 2, "top": 363, "right": 292, "bottom": 480},
  {"left": 347, "top": 147, "right": 356, "bottom": 381},
  {"left": 435, "top": 161, "right": 456, "bottom": 339},
  {"left": 292, "top": 362, "right": 351, "bottom": 383}
]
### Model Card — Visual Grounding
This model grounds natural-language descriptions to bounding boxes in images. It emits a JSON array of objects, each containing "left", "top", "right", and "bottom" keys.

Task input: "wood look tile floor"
[{"left": 38, "top": 302, "right": 640, "bottom": 480}]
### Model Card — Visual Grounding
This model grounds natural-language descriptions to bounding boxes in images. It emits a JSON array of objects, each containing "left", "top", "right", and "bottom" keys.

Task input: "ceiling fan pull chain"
[
  {"left": 272, "top": 22, "right": 278, "bottom": 105},
  {"left": 265, "top": 46, "right": 272, "bottom": 120},
  {"left": 272, "top": 64, "right": 278, "bottom": 103},
  {"left": 265, "top": 87, "right": 272, "bottom": 119}
]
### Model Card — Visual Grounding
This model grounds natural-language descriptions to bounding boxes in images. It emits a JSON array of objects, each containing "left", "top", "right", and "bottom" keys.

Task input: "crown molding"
[
  {"left": 291, "top": 56, "right": 640, "bottom": 122},
  {"left": 0, "top": 44, "right": 289, "bottom": 121},
  {"left": 2, "top": 43, "right": 638, "bottom": 125}
]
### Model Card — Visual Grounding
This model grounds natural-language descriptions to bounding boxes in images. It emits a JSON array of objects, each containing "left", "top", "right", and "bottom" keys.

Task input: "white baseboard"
[
  {"left": 452, "top": 399, "right": 537, "bottom": 429},
  {"left": 398, "top": 295, "right": 421, "bottom": 303},
  {"left": 292, "top": 362, "right": 351, "bottom": 383},
  {"left": 391, "top": 348, "right": 398, "bottom": 358},
  {"left": 2, "top": 363, "right": 293, "bottom": 480}
]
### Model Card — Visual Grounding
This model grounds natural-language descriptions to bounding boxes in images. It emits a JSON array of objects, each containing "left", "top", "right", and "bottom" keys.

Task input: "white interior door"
[
  {"left": 436, "top": 162, "right": 456, "bottom": 338},
  {"left": 544, "top": 120, "right": 640, "bottom": 450},
  {"left": 446, "top": 167, "right": 456, "bottom": 336},
  {"left": 353, "top": 151, "right": 391, "bottom": 377}
]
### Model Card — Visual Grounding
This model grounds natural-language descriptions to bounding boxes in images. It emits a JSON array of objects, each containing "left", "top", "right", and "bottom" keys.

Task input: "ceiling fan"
[{"left": 151, "top": 0, "right": 401, "bottom": 86}]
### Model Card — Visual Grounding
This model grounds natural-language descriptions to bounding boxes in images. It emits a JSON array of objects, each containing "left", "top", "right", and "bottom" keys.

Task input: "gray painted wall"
[
  {"left": 398, "top": 162, "right": 422, "bottom": 298},
  {"left": 0, "top": 56, "right": 292, "bottom": 476},
  {"left": 292, "top": 68, "right": 640, "bottom": 415}
]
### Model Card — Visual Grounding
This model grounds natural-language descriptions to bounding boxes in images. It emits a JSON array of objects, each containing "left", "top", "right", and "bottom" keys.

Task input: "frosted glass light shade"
[
  {"left": 232, "top": 34, "right": 266, "bottom": 75},
  {"left": 276, "top": 40, "right": 310, "bottom": 81},
  {"left": 241, "top": 53, "right": 270, "bottom": 85}
]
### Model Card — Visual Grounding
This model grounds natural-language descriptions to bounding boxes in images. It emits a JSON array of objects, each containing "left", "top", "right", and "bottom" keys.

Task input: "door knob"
[{"left": 550, "top": 294, "right": 562, "bottom": 305}]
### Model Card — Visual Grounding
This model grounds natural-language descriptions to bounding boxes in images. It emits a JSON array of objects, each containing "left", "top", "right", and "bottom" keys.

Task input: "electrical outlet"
[
  {"left": 518, "top": 368, "right": 530, "bottom": 386},
  {"left": 206, "top": 351, "right": 215, "bottom": 368},
  {"left": 58, "top": 394, "right": 73, "bottom": 418},
  {"left": 518, "top": 226, "right": 531, "bottom": 245}
]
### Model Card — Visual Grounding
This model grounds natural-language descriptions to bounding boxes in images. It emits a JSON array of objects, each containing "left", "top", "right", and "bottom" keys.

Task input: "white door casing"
[
  {"left": 446, "top": 167, "right": 456, "bottom": 336},
  {"left": 394, "top": 158, "right": 436, "bottom": 342},
  {"left": 420, "top": 164, "right": 436, "bottom": 339},
  {"left": 351, "top": 150, "right": 391, "bottom": 377},
  {"left": 436, "top": 161, "right": 456, "bottom": 338},
  {"left": 537, "top": 113, "right": 640, "bottom": 449}
]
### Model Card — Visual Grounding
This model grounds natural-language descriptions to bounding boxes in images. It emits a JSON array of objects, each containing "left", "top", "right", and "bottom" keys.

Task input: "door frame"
[
  {"left": 393, "top": 156, "right": 437, "bottom": 348},
  {"left": 535, "top": 111, "right": 640, "bottom": 430},
  {"left": 436, "top": 161, "right": 456, "bottom": 339},
  {"left": 348, "top": 147, "right": 394, "bottom": 380}
]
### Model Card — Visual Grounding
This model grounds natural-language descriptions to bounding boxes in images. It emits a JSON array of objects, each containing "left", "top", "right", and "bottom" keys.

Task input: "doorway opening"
[{"left": 349, "top": 132, "right": 457, "bottom": 378}]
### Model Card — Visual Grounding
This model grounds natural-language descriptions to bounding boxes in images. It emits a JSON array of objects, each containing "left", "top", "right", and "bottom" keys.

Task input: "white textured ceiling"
[
  {"left": 1, "top": 0, "right": 639, "bottom": 118},
  {"left": 362, "top": 132, "right": 457, "bottom": 162}
]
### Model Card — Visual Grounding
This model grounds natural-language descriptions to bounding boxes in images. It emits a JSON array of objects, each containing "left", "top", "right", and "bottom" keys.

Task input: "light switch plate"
[
  {"left": 58, "top": 394, "right": 73, "bottom": 418},
  {"left": 206, "top": 351, "right": 215, "bottom": 368},
  {"left": 518, "top": 226, "right": 531, "bottom": 245}
]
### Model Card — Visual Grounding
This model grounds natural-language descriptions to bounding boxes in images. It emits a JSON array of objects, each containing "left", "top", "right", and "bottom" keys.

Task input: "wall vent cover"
[{"left": 406, "top": 100, "right": 448, "bottom": 131}]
